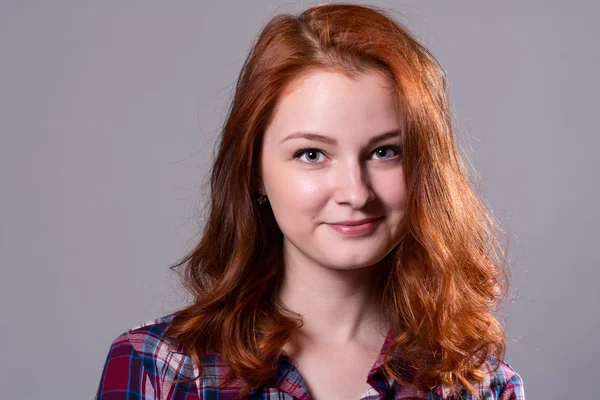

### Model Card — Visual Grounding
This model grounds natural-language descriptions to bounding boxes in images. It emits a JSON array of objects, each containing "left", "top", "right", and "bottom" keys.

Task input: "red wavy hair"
[{"left": 165, "top": 3, "right": 512, "bottom": 398}]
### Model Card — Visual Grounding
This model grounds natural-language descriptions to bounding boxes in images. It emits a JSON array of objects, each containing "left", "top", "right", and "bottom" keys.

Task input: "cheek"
[
  {"left": 374, "top": 170, "right": 407, "bottom": 209},
  {"left": 267, "top": 170, "right": 328, "bottom": 225}
]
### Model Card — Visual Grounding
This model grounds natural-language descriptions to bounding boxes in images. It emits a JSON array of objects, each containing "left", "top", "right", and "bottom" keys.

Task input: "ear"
[{"left": 256, "top": 177, "right": 266, "bottom": 195}]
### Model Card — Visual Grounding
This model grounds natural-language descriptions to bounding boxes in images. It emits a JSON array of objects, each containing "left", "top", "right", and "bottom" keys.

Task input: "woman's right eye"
[{"left": 293, "top": 148, "right": 327, "bottom": 165}]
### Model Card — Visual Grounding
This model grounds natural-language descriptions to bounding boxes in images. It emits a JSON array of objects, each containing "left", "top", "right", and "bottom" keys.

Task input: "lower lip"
[{"left": 328, "top": 218, "right": 383, "bottom": 236}]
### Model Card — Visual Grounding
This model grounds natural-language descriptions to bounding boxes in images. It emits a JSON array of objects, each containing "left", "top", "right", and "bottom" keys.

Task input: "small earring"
[{"left": 257, "top": 195, "right": 267, "bottom": 205}]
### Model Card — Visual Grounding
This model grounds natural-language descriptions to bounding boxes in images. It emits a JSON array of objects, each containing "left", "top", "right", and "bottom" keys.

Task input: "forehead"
[{"left": 265, "top": 68, "right": 400, "bottom": 142}]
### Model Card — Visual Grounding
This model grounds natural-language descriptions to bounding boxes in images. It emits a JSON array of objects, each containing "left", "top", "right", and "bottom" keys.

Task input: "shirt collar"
[{"left": 272, "top": 327, "right": 405, "bottom": 398}]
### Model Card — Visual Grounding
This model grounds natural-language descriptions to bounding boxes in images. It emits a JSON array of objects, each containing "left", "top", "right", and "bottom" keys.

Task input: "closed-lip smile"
[
  {"left": 328, "top": 217, "right": 382, "bottom": 226},
  {"left": 327, "top": 217, "right": 383, "bottom": 237}
]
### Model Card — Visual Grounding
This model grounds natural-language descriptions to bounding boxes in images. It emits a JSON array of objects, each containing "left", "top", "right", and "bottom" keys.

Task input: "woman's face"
[{"left": 260, "top": 68, "right": 408, "bottom": 271}]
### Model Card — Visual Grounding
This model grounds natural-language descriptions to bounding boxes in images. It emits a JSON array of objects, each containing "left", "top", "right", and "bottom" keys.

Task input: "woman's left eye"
[{"left": 373, "top": 146, "right": 400, "bottom": 161}]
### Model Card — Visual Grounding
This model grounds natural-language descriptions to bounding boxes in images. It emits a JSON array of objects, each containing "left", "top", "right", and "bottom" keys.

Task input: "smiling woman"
[
  {"left": 95, "top": 3, "right": 524, "bottom": 400},
  {"left": 260, "top": 69, "right": 408, "bottom": 278}
]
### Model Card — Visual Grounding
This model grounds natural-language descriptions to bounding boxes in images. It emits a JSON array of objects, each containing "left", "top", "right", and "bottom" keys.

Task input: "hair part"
[{"left": 164, "top": 3, "right": 512, "bottom": 399}]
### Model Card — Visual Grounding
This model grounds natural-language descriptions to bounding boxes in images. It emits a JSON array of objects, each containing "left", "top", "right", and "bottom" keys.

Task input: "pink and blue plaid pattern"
[{"left": 95, "top": 313, "right": 525, "bottom": 399}]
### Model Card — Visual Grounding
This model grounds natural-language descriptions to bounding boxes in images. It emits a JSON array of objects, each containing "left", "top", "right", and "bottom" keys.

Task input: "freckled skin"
[{"left": 259, "top": 68, "right": 408, "bottom": 272}]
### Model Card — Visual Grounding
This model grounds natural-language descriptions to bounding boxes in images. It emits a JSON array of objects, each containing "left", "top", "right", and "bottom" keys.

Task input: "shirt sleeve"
[
  {"left": 498, "top": 372, "right": 525, "bottom": 400},
  {"left": 95, "top": 333, "right": 157, "bottom": 399}
]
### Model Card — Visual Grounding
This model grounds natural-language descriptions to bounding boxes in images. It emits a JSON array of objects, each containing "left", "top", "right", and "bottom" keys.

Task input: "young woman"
[{"left": 95, "top": 3, "right": 525, "bottom": 399}]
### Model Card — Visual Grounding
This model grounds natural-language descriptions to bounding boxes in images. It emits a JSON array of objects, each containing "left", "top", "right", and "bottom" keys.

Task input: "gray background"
[{"left": 1, "top": 1, "right": 598, "bottom": 398}]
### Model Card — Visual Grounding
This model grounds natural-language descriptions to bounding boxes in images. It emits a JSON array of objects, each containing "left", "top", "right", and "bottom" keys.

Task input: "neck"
[{"left": 277, "top": 246, "right": 388, "bottom": 345}]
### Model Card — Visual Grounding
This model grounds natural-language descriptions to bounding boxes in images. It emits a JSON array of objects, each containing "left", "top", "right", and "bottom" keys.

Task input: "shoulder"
[
  {"left": 115, "top": 311, "right": 198, "bottom": 380},
  {"left": 431, "top": 357, "right": 525, "bottom": 399},
  {"left": 95, "top": 312, "right": 202, "bottom": 399},
  {"left": 482, "top": 357, "right": 525, "bottom": 399}
]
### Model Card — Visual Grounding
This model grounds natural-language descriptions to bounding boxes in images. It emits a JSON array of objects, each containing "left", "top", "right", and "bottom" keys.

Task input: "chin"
[{"left": 325, "top": 253, "right": 386, "bottom": 270}]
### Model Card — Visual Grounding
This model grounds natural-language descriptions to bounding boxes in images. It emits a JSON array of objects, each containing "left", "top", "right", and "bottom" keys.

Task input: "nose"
[{"left": 332, "top": 160, "right": 376, "bottom": 209}]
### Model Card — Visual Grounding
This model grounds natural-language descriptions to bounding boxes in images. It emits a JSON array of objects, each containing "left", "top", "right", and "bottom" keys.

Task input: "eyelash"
[{"left": 292, "top": 145, "right": 402, "bottom": 166}]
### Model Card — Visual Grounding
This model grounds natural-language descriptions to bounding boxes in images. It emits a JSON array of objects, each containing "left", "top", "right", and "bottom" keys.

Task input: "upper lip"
[{"left": 329, "top": 217, "right": 382, "bottom": 226}]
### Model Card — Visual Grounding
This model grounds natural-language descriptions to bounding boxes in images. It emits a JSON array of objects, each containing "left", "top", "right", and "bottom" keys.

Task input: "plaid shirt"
[{"left": 95, "top": 312, "right": 525, "bottom": 399}]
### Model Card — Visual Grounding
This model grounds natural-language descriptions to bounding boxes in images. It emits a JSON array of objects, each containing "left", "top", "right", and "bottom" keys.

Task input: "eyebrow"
[{"left": 279, "top": 129, "right": 402, "bottom": 147}]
